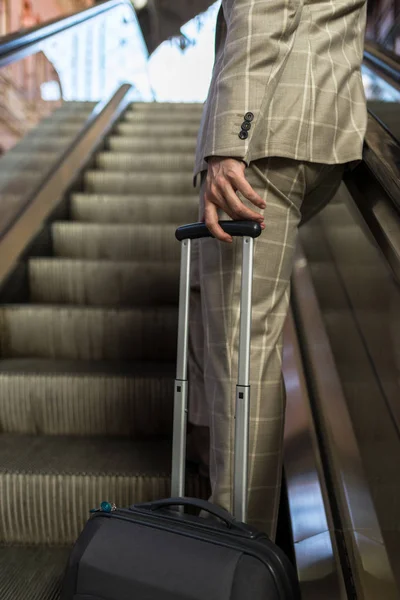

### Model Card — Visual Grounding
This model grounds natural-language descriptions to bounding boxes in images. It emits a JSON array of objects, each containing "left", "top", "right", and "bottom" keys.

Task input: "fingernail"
[
  {"left": 261, "top": 203, "right": 266, "bottom": 208},
  {"left": 261, "top": 223, "right": 266, "bottom": 229}
]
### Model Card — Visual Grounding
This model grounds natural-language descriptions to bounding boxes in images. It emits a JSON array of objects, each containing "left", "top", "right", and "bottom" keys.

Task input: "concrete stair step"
[
  {"left": 0, "top": 358, "right": 174, "bottom": 437},
  {"left": 29, "top": 259, "right": 180, "bottom": 306},
  {"left": 52, "top": 223, "right": 181, "bottom": 261},
  {"left": 0, "top": 305, "right": 178, "bottom": 360},
  {"left": 70, "top": 193, "right": 198, "bottom": 223}
]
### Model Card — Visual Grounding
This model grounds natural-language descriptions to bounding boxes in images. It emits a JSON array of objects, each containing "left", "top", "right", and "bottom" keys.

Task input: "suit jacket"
[{"left": 193, "top": 0, "right": 368, "bottom": 187}]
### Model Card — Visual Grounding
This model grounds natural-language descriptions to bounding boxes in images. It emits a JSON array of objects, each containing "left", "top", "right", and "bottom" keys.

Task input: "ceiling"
[{"left": 135, "top": 0, "right": 217, "bottom": 54}]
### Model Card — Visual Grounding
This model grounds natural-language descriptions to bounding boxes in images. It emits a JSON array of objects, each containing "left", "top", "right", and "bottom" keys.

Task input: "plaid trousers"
[{"left": 188, "top": 156, "right": 345, "bottom": 538}]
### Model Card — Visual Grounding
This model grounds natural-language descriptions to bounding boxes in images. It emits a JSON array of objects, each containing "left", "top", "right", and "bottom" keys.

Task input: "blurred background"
[{"left": 1, "top": 0, "right": 399, "bottom": 153}]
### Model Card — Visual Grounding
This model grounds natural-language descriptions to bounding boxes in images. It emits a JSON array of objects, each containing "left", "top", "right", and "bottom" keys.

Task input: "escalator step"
[
  {"left": 0, "top": 152, "right": 58, "bottom": 170},
  {"left": 84, "top": 171, "right": 193, "bottom": 194},
  {"left": 124, "top": 111, "right": 202, "bottom": 123},
  {"left": 0, "top": 171, "right": 41, "bottom": 193},
  {"left": 129, "top": 101, "right": 203, "bottom": 111},
  {"left": 0, "top": 545, "right": 69, "bottom": 600},
  {"left": 59, "top": 101, "right": 97, "bottom": 110},
  {"left": 0, "top": 358, "right": 174, "bottom": 437},
  {"left": 96, "top": 152, "right": 195, "bottom": 172},
  {"left": 40, "top": 115, "right": 91, "bottom": 126},
  {"left": 6, "top": 137, "right": 71, "bottom": 152},
  {"left": 37, "top": 122, "right": 86, "bottom": 133},
  {"left": 115, "top": 122, "right": 200, "bottom": 137},
  {"left": 0, "top": 434, "right": 206, "bottom": 544},
  {"left": 0, "top": 306, "right": 177, "bottom": 360},
  {"left": 70, "top": 193, "right": 198, "bottom": 223},
  {"left": 52, "top": 223, "right": 182, "bottom": 260},
  {"left": 29, "top": 259, "right": 180, "bottom": 305},
  {"left": 107, "top": 135, "right": 197, "bottom": 153}
]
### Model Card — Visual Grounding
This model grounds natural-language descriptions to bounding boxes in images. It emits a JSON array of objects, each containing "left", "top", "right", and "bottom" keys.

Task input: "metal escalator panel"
[
  {"left": 298, "top": 184, "right": 400, "bottom": 593},
  {"left": 363, "top": 42, "right": 400, "bottom": 141}
]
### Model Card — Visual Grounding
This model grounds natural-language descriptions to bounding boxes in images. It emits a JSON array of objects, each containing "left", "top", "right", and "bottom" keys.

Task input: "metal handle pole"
[
  {"left": 171, "top": 238, "right": 191, "bottom": 498},
  {"left": 233, "top": 236, "right": 254, "bottom": 523}
]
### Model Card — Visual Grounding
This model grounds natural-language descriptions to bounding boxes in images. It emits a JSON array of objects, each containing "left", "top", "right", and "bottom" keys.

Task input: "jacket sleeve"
[{"left": 204, "top": 0, "right": 304, "bottom": 166}]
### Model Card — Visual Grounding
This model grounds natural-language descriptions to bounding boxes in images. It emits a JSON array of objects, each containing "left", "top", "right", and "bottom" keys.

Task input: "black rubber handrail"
[
  {"left": 364, "top": 40, "right": 400, "bottom": 88},
  {"left": 0, "top": 0, "right": 135, "bottom": 69}
]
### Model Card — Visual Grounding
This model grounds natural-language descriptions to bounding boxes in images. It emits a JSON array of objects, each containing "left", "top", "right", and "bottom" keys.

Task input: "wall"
[{"left": 3, "top": 0, "right": 93, "bottom": 36}]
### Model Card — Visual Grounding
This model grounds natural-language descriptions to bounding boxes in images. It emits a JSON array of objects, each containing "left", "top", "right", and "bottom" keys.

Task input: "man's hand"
[{"left": 202, "top": 157, "right": 266, "bottom": 243}]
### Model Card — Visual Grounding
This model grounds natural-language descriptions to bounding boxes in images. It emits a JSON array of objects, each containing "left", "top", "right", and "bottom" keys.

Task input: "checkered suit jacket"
[{"left": 193, "top": 0, "right": 368, "bottom": 187}]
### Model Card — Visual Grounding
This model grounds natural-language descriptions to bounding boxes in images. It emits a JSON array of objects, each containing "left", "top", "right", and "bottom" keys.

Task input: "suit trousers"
[{"left": 188, "top": 156, "right": 345, "bottom": 539}]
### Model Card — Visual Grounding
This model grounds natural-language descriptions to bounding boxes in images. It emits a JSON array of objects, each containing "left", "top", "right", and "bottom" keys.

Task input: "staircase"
[{"left": 0, "top": 101, "right": 206, "bottom": 600}]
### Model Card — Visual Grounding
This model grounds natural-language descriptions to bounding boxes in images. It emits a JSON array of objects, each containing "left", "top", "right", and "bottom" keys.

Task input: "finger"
[
  {"left": 222, "top": 184, "right": 265, "bottom": 223},
  {"left": 206, "top": 182, "right": 235, "bottom": 221},
  {"left": 231, "top": 173, "right": 266, "bottom": 209},
  {"left": 204, "top": 199, "right": 233, "bottom": 243}
]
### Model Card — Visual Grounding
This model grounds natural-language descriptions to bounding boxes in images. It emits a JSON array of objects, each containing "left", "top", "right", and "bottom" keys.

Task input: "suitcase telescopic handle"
[
  {"left": 172, "top": 220, "right": 260, "bottom": 524},
  {"left": 175, "top": 220, "right": 262, "bottom": 241}
]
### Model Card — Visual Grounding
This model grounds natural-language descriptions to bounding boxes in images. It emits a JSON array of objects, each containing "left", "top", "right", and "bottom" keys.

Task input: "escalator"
[
  {"left": 0, "top": 3, "right": 400, "bottom": 599},
  {"left": 0, "top": 98, "right": 210, "bottom": 597},
  {"left": 285, "top": 44, "right": 400, "bottom": 598}
]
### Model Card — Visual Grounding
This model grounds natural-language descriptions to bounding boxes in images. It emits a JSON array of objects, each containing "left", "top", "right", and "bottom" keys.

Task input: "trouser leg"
[{"left": 188, "top": 157, "right": 344, "bottom": 538}]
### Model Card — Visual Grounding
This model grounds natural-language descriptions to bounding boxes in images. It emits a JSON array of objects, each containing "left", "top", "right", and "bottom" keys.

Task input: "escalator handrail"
[
  {"left": 361, "top": 113, "right": 400, "bottom": 215},
  {"left": 0, "top": 0, "right": 135, "bottom": 69},
  {"left": 364, "top": 40, "right": 400, "bottom": 88}
]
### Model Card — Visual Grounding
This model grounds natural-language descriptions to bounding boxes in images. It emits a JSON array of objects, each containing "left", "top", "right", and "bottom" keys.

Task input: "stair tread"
[
  {"left": 29, "top": 258, "right": 180, "bottom": 306},
  {"left": 107, "top": 136, "right": 197, "bottom": 151},
  {"left": 0, "top": 305, "right": 178, "bottom": 360},
  {"left": 51, "top": 222, "right": 182, "bottom": 260},
  {"left": 0, "top": 359, "right": 175, "bottom": 437},
  {"left": 84, "top": 171, "right": 194, "bottom": 194},
  {"left": 0, "top": 434, "right": 171, "bottom": 475},
  {"left": 0, "top": 357, "right": 175, "bottom": 377},
  {"left": 0, "top": 544, "right": 69, "bottom": 600}
]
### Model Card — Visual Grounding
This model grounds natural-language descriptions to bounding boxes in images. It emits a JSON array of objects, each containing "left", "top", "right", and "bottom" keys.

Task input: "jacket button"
[
  {"left": 241, "top": 121, "right": 251, "bottom": 131},
  {"left": 239, "top": 130, "right": 248, "bottom": 140},
  {"left": 244, "top": 112, "right": 254, "bottom": 122}
]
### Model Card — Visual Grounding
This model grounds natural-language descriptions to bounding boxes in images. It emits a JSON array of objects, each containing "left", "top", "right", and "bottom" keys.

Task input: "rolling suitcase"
[{"left": 61, "top": 221, "right": 300, "bottom": 600}]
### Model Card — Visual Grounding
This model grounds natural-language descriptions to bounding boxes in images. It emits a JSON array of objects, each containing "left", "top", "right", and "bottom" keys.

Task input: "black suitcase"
[{"left": 61, "top": 221, "right": 300, "bottom": 600}]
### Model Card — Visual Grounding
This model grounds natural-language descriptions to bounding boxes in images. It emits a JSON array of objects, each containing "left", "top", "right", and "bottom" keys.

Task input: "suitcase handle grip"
[
  {"left": 137, "top": 497, "right": 247, "bottom": 531},
  {"left": 175, "top": 221, "right": 262, "bottom": 241}
]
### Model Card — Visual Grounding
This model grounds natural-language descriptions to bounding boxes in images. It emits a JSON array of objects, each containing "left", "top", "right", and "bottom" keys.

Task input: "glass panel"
[
  {"left": 362, "top": 64, "right": 400, "bottom": 102},
  {"left": 147, "top": 1, "right": 220, "bottom": 103},
  {"left": 362, "top": 64, "right": 400, "bottom": 142}
]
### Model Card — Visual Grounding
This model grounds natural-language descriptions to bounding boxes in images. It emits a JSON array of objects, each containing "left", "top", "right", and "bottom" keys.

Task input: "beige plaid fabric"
[
  {"left": 188, "top": 157, "right": 345, "bottom": 537},
  {"left": 193, "top": 0, "right": 368, "bottom": 186}
]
